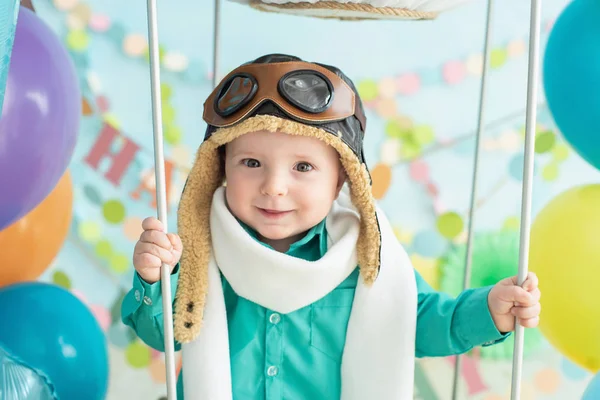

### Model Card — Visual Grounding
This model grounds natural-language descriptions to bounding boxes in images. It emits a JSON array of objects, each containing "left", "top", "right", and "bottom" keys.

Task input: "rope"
[{"left": 249, "top": 1, "right": 438, "bottom": 20}]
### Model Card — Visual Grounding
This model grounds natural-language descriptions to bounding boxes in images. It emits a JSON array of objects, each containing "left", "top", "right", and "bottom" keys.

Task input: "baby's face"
[{"left": 224, "top": 130, "right": 345, "bottom": 251}]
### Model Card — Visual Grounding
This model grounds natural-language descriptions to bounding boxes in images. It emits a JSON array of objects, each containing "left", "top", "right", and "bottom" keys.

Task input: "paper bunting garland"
[
  {"left": 358, "top": 20, "right": 555, "bottom": 103},
  {"left": 51, "top": 0, "right": 209, "bottom": 83}
]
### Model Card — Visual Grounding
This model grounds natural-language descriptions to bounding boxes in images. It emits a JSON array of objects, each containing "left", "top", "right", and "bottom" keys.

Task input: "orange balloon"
[
  {"left": 0, "top": 171, "right": 73, "bottom": 287},
  {"left": 370, "top": 163, "right": 392, "bottom": 200}
]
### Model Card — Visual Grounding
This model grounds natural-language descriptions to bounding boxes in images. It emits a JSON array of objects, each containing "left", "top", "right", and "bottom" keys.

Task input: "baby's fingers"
[
  {"left": 515, "top": 288, "right": 540, "bottom": 307},
  {"left": 141, "top": 216, "right": 164, "bottom": 232},
  {"left": 140, "top": 229, "right": 172, "bottom": 250},
  {"left": 511, "top": 303, "right": 541, "bottom": 320},
  {"left": 135, "top": 242, "right": 173, "bottom": 265},
  {"left": 167, "top": 233, "right": 183, "bottom": 253},
  {"left": 134, "top": 252, "right": 161, "bottom": 270},
  {"left": 522, "top": 272, "right": 539, "bottom": 292},
  {"left": 517, "top": 316, "right": 540, "bottom": 328}
]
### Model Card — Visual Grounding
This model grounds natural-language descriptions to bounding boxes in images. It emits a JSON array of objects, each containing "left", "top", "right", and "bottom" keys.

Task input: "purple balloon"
[{"left": 0, "top": 7, "right": 80, "bottom": 230}]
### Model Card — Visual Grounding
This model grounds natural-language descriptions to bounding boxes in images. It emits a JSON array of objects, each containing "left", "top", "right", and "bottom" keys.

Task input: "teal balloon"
[
  {"left": 543, "top": 0, "right": 600, "bottom": 170},
  {"left": 583, "top": 373, "right": 600, "bottom": 400},
  {"left": 0, "top": 283, "right": 109, "bottom": 400}
]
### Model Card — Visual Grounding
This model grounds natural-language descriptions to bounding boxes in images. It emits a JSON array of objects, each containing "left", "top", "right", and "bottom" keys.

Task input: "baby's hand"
[
  {"left": 488, "top": 272, "right": 541, "bottom": 333},
  {"left": 133, "top": 217, "right": 183, "bottom": 284}
]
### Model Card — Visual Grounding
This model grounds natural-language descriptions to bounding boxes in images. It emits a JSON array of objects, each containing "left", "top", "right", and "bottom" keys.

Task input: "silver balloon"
[{"left": 0, "top": 346, "right": 57, "bottom": 400}]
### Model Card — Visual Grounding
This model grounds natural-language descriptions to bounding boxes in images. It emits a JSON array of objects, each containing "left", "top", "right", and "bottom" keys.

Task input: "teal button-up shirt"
[{"left": 122, "top": 219, "right": 509, "bottom": 399}]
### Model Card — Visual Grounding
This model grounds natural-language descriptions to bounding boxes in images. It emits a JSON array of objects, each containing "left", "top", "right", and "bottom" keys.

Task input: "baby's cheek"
[
  {"left": 225, "top": 188, "right": 245, "bottom": 216},
  {"left": 304, "top": 198, "right": 334, "bottom": 221}
]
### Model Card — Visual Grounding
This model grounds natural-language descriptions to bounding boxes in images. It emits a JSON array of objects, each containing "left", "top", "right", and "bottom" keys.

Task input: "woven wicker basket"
[{"left": 247, "top": 0, "right": 439, "bottom": 20}]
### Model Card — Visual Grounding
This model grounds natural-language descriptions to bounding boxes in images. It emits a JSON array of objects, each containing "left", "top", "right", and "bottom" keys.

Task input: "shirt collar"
[{"left": 237, "top": 218, "right": 327, "bottom": 254}]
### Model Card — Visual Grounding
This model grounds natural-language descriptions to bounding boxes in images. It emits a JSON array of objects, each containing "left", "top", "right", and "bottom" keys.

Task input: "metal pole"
[
  {"left": 145, "top": 1, "right": 178, "bottom": 398},
  {"left": 213, "top": 0, "right": 221, "bottom": 88},
  {"left": 451, "top": 0, "right": 494, "bottom": 398},
  {"left": 511, "top": 0, "right": 542, "bottom": 398}
]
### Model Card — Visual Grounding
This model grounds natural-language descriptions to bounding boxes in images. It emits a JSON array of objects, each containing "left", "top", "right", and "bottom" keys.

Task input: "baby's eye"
[
  {"left": 242, "top": 158, "right": 261, "bottom": 168},
  {"left": 295, "top": 162, "right": 313, "bottom": 172}
]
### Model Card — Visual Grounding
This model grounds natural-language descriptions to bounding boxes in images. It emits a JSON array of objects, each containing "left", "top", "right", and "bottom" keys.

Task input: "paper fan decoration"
[
  {"left": 438, "top": 231, "right": 544, "bottom": 360},
  {"left": 229, "top": 0, "right": 474, "bottom": 20}
]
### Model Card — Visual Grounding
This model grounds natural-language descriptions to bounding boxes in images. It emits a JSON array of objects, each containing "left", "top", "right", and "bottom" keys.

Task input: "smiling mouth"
[{"left": 257, "top": 208, "right": 292, "bottom": 218}]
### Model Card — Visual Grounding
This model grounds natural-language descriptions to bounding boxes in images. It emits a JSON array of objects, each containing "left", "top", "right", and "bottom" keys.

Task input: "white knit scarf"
[{"left": 182, "top": 186, "right": 417, "bottom": 399}]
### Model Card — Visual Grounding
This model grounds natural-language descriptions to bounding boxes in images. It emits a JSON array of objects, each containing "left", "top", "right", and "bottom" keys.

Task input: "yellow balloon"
[{"left": 529, "top": 185, "right": 600, "bottom": 372}]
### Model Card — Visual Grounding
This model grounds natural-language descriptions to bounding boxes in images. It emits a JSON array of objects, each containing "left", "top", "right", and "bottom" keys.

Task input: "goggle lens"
[
  {"left": 280, "top": 72, "right": 331, "bottom": 113},
  {"left": 216, "top": 75, "right": 256, "bottom": 116}
]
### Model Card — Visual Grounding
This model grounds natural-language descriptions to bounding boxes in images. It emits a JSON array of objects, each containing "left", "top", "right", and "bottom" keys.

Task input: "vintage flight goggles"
[{"left": 203, "top": 61, "right": 366, "bottom": 132}]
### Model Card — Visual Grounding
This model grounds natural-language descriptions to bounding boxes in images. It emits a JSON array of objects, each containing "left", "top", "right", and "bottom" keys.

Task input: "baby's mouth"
[{"left": 257, "top": 208, "right": 292, "bottom": 218}]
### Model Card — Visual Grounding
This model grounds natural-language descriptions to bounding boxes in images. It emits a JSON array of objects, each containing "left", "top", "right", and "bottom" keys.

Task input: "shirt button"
[
  {"left": 267, "top": 366, "right": 279, "bottom": 377},
  {"left": 134, "top": 290, "right": 141, "bottom": 302},
  {"left": 143, "top": 296, "right": 153, "bottom": 306},
  {"left": 269, "top": 313, "right": 281, "bottom": 324}
]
